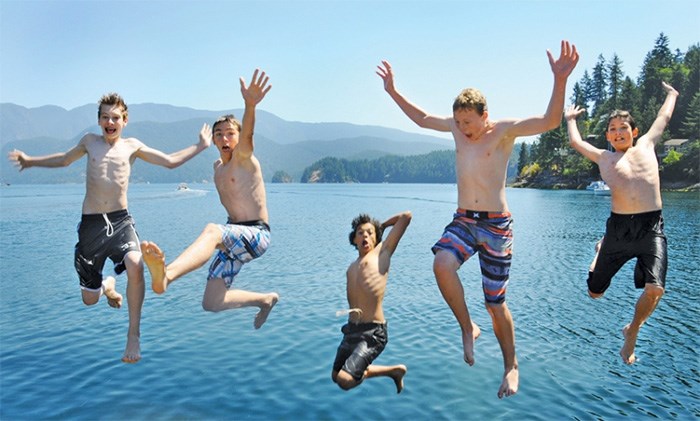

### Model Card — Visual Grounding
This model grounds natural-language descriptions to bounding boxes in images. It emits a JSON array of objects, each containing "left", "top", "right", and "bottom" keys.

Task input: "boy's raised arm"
[
  {"left": 8, "top": 138, "right": 88, "bottom": 171},
  {"left": 506, "top": 41, "right": 579, "bottom": 138},
  {"left": 135, "top": 123, "right": 211, "bottom": 168},
  {"left": 238, "top": 69, "right": 272, "bottom": 159},
  {"left": 380, "top": 210, "right": 412, "bottom": 256},
  {"left": 377, "top": 61, "right": 451, "bottom": 133},
  {"left": 639, "top": 81, "right": 679, "bottom": 147},
  {"left": 565, "top": 105, "right": 604, "bottom": 163}
]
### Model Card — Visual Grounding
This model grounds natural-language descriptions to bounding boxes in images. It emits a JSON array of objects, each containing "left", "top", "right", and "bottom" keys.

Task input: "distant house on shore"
[{"left": 662, "top": 139, "right": 689, "bottom": 156}]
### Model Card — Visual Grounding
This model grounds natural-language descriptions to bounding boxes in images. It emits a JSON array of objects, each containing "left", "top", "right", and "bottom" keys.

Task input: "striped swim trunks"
[
  {"left": 432, "top": 209, "right": 513, "bottom": 304},
  {"left": 207, "top": 219, "right": 271, "bottom": 288}
]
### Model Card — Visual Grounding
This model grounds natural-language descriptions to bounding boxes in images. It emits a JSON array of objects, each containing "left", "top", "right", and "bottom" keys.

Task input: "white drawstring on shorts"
[{"left": 102, "top": 213, "right": 114, "bottom": 237}]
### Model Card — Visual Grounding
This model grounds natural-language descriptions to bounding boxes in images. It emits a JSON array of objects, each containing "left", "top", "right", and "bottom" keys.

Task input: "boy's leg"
[
  {"left": 121, "top": 251, "right": 144, "bottom": 363},
  {"left": 485, "top": 302, "right": 518, "bottom": 399},
  {"left": 202, "top": 278, "right": 278, "bottom": 329},
  {"left": 620, "top": 283, "right": 664, "bottom": 364},
  {"left": 364, "top": 364, "right": 408, "bottom": 394},
  {"left": 433, "top": 250, "right": 481, "bottom": 365},
  {"left": 142, "top": 223, "right": 222, "bottom": 294}
]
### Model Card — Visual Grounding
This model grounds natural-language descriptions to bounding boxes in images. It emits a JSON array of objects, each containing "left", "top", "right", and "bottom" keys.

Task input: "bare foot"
[
  {"left": 462, "top": 322, "right": 481, "bottom": 366},
  {"left": 620, "top": 324, "right": 638, "bottom": 364},
  {"left": 141, "top": 241, "right": 168, "bottom": 294},
  {"left": 497, "top": 367, "right": 519, "bottom": 399},
  {"left": 102, "top": 276, "right": 122, "bottom": 309},
  {"left": 390, "top": 365, "right": 407, "bottom": 394},
  {"left": 254, "top": 293, "right": 279, "bottom": 329},
  {"left": 121, "top": 334, "right": 141, "bottom": 363}
]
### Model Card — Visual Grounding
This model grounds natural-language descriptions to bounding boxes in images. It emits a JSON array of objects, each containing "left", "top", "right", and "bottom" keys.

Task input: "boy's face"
[
  {"left": 453, "top": 108, "right": 487, "bottom": 141},
  {"left": 213, "top": 121, "right": 239, "bottom": 158},
  {"left": 353, "top": 222, "right": 377, "bottom": 254},
  {"left": 606, "top": 117, "right": 639, "bottom": 152},
  {"left": 98, "top": 104, "right": 128, "bottom": 142}
]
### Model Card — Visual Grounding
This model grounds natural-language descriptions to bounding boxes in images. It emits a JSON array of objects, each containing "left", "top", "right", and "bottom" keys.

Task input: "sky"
[{"left": 1, "top": 0, "right": 699, "bottom": 139}]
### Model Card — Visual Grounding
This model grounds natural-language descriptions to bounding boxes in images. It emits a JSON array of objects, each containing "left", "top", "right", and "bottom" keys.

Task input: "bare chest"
[{"left": 600, "top": 149, "right": 658, "bottom": 185}]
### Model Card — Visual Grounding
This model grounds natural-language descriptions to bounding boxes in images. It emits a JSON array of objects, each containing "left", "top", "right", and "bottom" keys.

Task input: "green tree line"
[
  {"left": 300, "top": 150, "right": 456, "bottom": 183},
  {"left": 517, "top": 33, "right": 700, "bottom": 189}
]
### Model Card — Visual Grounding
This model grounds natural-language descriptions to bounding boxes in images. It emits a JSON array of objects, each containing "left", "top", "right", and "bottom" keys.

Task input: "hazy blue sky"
[{"left": 1, "top": 0, "right": 698, "bottom": 138}]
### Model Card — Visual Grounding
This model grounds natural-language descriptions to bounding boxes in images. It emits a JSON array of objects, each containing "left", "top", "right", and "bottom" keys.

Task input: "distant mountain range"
[{"left": 0, "top": 103, "right": 451, "bottom": 184}]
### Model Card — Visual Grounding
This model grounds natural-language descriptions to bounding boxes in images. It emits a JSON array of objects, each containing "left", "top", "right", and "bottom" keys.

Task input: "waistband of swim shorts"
[
  {"left": 347, "top": 321, "right": 387, "bottom": 329},
  {"left": 81, "top": 209, "right": 129, "bottom": 221},
  {"left": 226, "top": 218, "right": 270, "bottom": 231},
  {"left": 610, "top": 209, "right": 662, "bottom": 220},
  {"left": 455, "top": 208, "right": 511, "bottom": 219}
]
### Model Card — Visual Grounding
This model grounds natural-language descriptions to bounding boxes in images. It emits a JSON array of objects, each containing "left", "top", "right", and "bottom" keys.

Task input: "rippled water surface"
[{"left": 1, "top": 183, "right": 698, "bottom": 420}]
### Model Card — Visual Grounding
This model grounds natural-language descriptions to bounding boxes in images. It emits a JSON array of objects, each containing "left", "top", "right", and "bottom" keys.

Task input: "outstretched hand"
[
  {"left": 240, "top": 69, "right": 272, "bottom": 106},
  {"left": 564, "top": 104, "right": 586, "bottom": 121},
  {"left": 547, "top": 40, "right": 579, "bottom": 80},
  {"left": 7, "top": 149, "right": 27, "bottom": 171},
  {"left": 376, "top": 60, "right": 396, "bottom": 94},
  {"left": 198, "top": 123, "right": 212, "bottom": 149}
]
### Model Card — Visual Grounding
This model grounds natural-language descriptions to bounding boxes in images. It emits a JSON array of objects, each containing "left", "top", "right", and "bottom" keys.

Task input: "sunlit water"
[{"left": 1, "top": 183, "right": 698, "bottom": 420}]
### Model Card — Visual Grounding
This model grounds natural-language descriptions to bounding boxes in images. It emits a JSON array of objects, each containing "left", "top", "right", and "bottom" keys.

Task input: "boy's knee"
[
  {"left": 645, "top": 284, "right": 664, "bottom": 299},
  {"left": 203, "top": 223, "right": 221, "bottom": 238},
  {"left": 334, "top": 371, "right": 358, "bottom": 391},
  {"left": 433, "top": 252, "right": 459, "bottom": 276},
  {"left": 588, "top": 290, "right": 604, "bottom": 299},
  {"left": 201, "top": 299, "right": 221, "bottom": 313},
  {"left": 81, "top": 291, "right": 99, "bottom": 306}
]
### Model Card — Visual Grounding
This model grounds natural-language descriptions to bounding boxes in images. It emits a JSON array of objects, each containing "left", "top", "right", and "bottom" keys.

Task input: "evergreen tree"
[
  {"left": 517, "top": 142, "right": 529, "bottom": 176},
  {"left": 580, "top": 70, "right": 594, "bottom": 107},
  {"left": 639, "top": 33, "right": 674, "bottom": 101},
  {"left": 607, "top": 54, "right": 625, "bottom": 111},
  {"left": 681, "top": 91, "right": 700, "bottom": 140},
  {"left": 591, "top": 54, "right": 608, "bottom": 115}
]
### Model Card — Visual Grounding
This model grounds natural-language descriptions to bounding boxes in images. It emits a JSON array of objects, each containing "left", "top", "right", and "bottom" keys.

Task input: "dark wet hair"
[
  {"left": 348, "top": 214, "right": 383, "bottom": 249},
  {"left": 607, "top": 110, "right": 637, "bottom": 132}
]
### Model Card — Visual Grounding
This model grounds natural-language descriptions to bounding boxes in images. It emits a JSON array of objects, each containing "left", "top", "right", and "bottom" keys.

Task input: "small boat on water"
[
  {"left": 177, "top": 183, "right": 189, "bottom": 191},
  {"left": 586, "top": 180, "right": 611, "bottom": 195}
]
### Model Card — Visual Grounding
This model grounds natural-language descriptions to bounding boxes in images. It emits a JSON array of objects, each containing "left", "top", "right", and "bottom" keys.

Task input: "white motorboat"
[{"left": 586, "top": 180, "right": 611, "bottom": 195}]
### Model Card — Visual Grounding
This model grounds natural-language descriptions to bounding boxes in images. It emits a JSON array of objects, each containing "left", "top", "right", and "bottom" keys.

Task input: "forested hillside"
[{"left": 516, "top": 33, "right": 699, "bottom": 189}]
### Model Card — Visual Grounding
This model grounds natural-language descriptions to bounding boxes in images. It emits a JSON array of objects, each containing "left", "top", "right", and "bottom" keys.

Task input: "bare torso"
[
  {"left": 82, "top": 134, "right": 142, "bottom": 214},
  {"left": 214, "top": 154, "right": 268, "bottom": 223},
  {"left": 346, "top": 244, "right": 388, "bottom": 324},
  {"left": 450, "top": 122, "right": 514, "bottom": 212},
  {"left": 599, "top": 143, "right": 662, "bottom": 214}
]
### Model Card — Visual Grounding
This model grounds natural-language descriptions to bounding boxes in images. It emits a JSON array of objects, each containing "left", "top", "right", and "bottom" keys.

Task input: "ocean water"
[{"left": 0, "top": 183, "right": 698, "bottom": 420}]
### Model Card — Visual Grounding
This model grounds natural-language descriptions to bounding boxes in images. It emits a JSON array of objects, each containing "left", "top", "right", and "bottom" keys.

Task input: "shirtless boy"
[
  {"left": 377, "top": 40, "right": 579, "bottom": 398},
  {"left": 140, "top": 69, "right": 278, "bottom": 329},
  {"left": 332, "top": 211, "right": 411, "bottom": 394},
  {"left": 565, "top": 81, "right": 678, "bottom": 365},
  {"left": 7, "top": 93, "right": 211, "bottom": 362}
]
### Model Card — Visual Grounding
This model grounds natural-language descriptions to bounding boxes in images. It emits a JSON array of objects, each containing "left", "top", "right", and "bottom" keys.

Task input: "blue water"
[{"left": 1, "top": 183, "right": 698, "bottom": 420}]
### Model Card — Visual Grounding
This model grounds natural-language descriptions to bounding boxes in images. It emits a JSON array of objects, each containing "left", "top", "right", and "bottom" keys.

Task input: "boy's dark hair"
[
  {"left": 348, "top": 213, "right": 383, "bottom": 249},
  {"left": 607, "top": 110, "right": 637, "bottom": 132},
  {"left": 98, "top": 93, "right": 128, "bottom": 119},
  {"left": 213, "top": 114, "right": 242, "bottom": 133}
]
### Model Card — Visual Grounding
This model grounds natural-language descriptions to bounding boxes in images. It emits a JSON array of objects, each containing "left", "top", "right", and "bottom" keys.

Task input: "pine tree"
[{"left": 591, "top": 55, "right": 608, "bottom": 115}]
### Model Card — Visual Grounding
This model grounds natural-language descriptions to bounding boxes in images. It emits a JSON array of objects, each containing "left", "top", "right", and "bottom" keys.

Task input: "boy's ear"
[{"left": 632, "top": 127, "right": 639, "bottom": 138}]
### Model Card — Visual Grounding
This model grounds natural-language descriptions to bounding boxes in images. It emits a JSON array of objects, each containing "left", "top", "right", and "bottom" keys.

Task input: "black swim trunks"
[
  {"left": 332, "top": 322, "right": 388, "bottom": 381},
  {"left": 74, "top": 209, "right": 141, "bottom": 291},
  {"left": 588, "top": 210, "right": 667, "bottom": 294}
]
